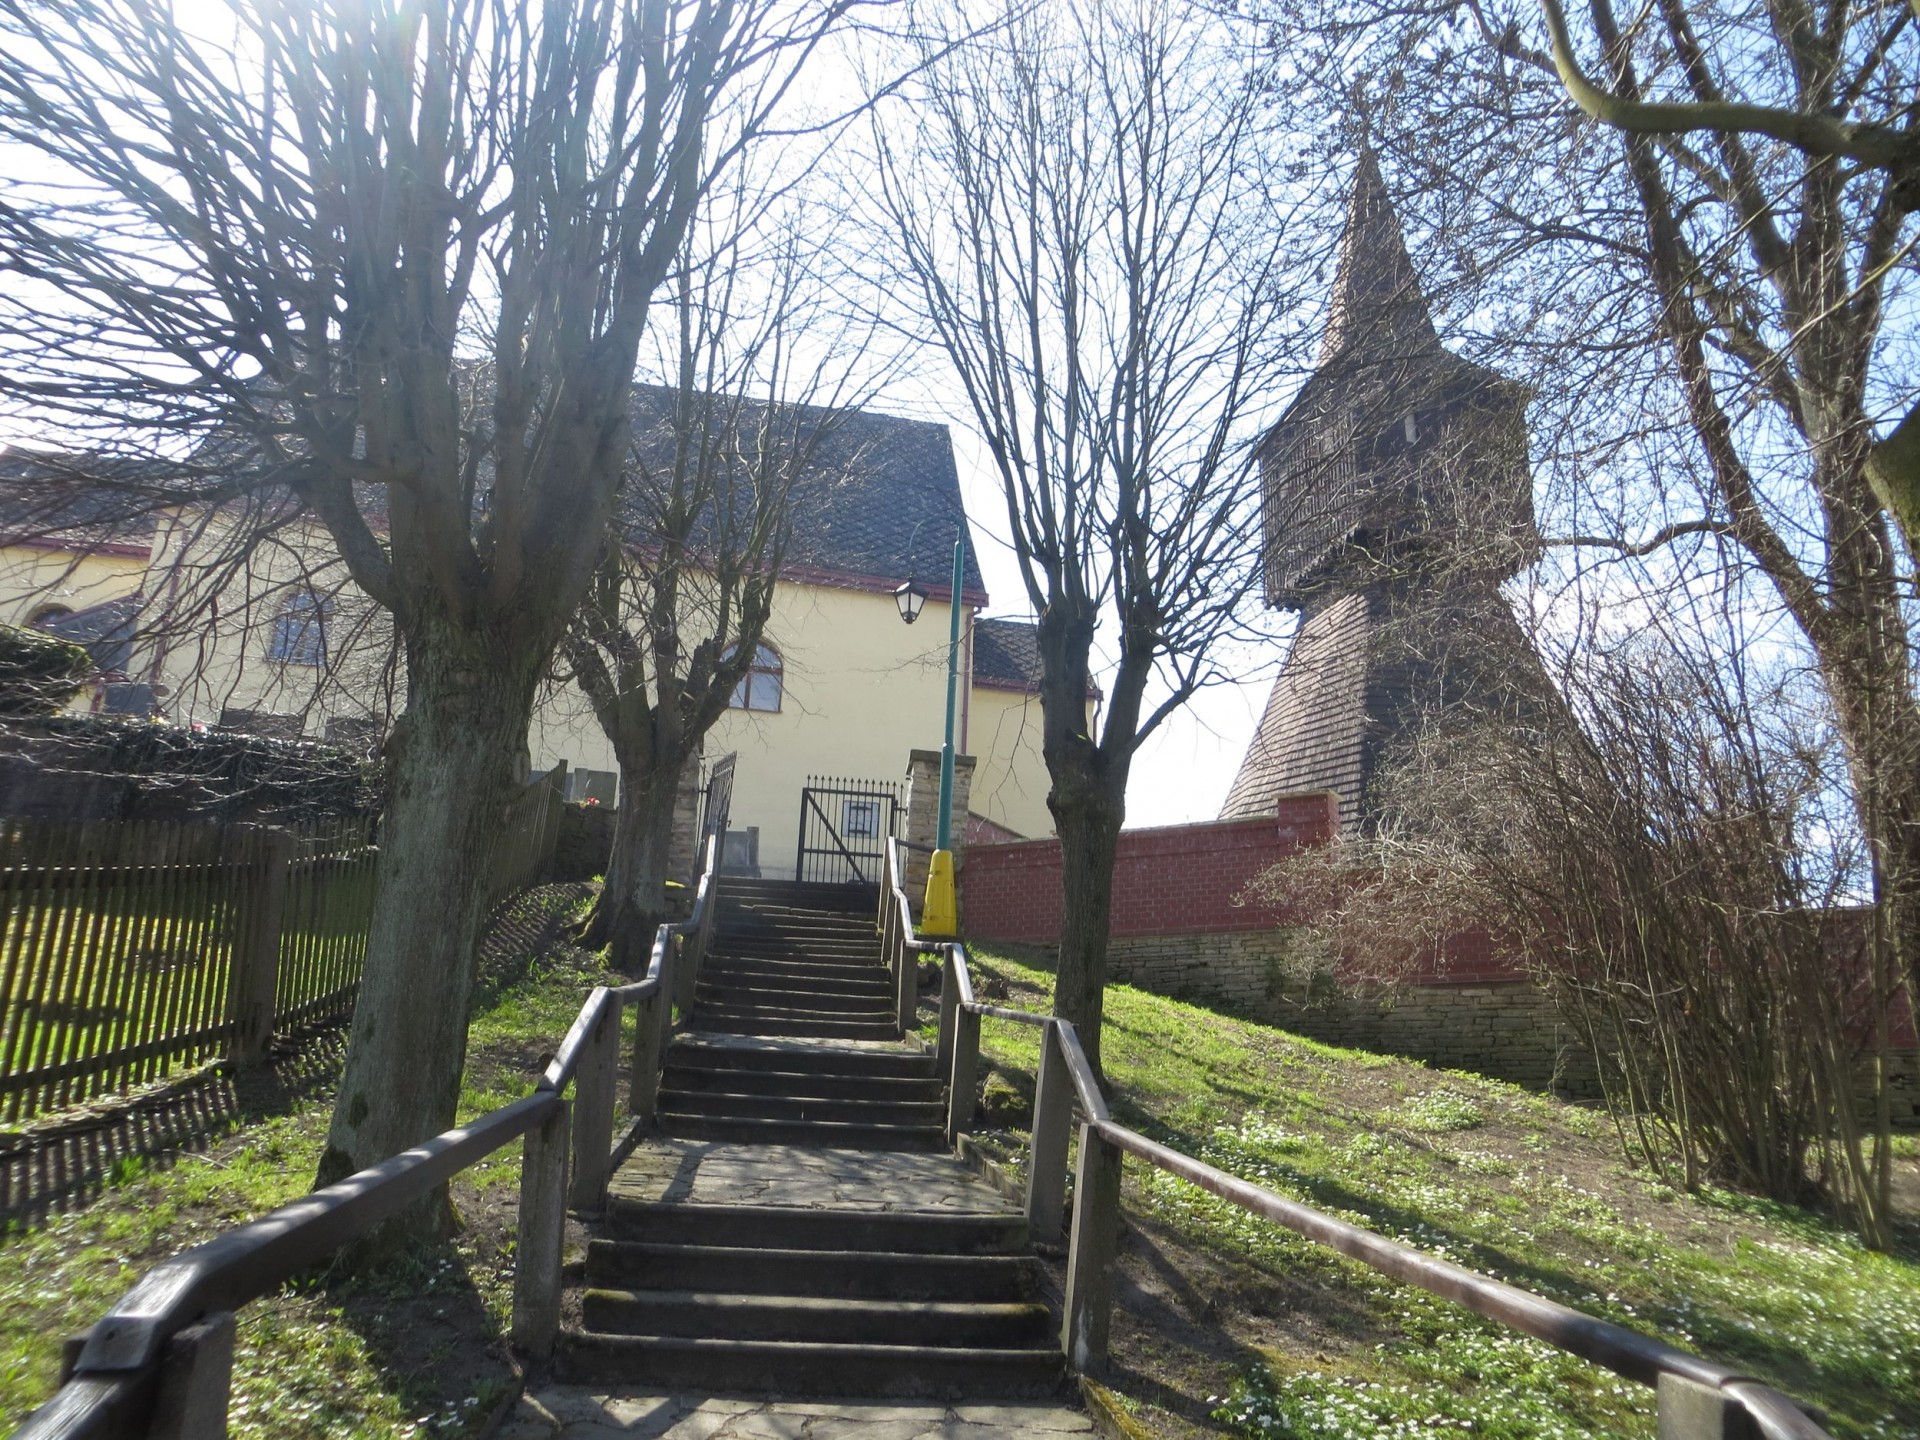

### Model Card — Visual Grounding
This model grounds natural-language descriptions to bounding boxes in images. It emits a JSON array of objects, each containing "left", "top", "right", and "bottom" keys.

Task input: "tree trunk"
[
  {"left": 584, "top": 763, "right": 682, "bottom": 974},
  {"left": 1048, "top": 768, "right": 1125, "bottom": 1080},
  {"left": 315, "top": 612, "right": 541, "bottom": 1245}
]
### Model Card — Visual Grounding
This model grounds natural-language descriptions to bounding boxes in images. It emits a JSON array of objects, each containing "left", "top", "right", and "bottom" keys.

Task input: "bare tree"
[
  {"left": 1261, "top": 628, "right": 1899, "bottom": 1247},
  {"left": 873, "top": 0, "right": 1297, "bottom": 1074},
  {"left": 563, "top": 215, "right": 878, "bottom": 964},
  {"left": 1517, "top": 0, "right": 1920, "bottom": 558},
  {"left": 1239, "top": 0, "right": 1920, "bottom": 1103},
  {"left": 0, "top": 0, "right": 865, "bottom": 1227}
]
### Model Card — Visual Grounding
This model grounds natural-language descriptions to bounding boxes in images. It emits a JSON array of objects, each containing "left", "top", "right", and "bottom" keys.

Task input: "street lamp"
[
  {"left": 899, "top": 537, "right": 965, "bottom": 936},
  {"left": 893, "top": 578, "right": 929, "bottom": 625}
]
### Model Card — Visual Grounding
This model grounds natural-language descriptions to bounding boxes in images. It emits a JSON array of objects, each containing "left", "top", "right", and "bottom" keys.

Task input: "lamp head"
[{"left": 894, "top": 577, "right": 929, "bottom": 625}]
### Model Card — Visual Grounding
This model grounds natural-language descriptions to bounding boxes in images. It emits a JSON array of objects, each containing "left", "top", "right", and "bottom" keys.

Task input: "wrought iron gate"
[
  {"left": 700, "top": 753, "right": 743, "bottom": 872},
  {"left": 795, "top": 775, "right": 900, "bottom": 885}
]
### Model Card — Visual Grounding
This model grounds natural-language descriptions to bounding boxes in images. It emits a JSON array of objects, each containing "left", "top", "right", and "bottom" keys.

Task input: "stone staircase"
[
  {"left": 558, "top": 876, "right": 1065, "bottom": 1400},
  {"left": 689, "top": 879, "right": 899, "bottom": 1041}
]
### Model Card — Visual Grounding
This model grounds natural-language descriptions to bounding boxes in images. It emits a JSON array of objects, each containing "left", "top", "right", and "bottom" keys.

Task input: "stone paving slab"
[
  {"left": 609, "top": 1139, "right": 1013, "bottom": 1212},
  {"left": 498, "top": 1389, "right": 1095, "bottom": 1440}
]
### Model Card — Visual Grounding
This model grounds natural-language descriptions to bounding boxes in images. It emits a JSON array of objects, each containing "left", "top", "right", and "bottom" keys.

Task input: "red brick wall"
[{"left": 961, "top": 793, "right": 1339, "bottom": 943}]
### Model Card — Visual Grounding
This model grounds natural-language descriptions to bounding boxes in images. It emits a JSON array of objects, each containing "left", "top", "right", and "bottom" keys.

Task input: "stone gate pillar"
[{"left": 903, "top": 748, "right": 975, "bottom": 916}]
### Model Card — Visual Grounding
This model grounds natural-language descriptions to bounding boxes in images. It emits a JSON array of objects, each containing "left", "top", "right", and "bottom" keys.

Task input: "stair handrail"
[
  {"left": 879, "top": 837, "right": 943, "bottom": 1035},
  {"left": 897, "top": 907, "right": 1834, "bottom": 1440},
  {"left": 12, "top": 835, "right": 724, "bottom": 1440}
]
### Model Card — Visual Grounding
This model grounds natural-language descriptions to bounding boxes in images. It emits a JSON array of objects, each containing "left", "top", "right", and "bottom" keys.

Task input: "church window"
[
  {"left": 728, "top": 642, "right": 783, "bottom": 712},
  {"left": 269, "top": 592, "right": 328, "bottom": 666}
]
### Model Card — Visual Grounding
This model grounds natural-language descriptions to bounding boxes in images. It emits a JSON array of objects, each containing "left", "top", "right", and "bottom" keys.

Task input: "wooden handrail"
[
  {"left": 70, "top": 1096, "right": 559, "bottom": 1377},
  {"left": 882, "top": 837, "right": 938, "bottom": 955},
  {"left": 12, "top": 833, "right": 726, "bottom": 1440},
  {"left": 542, "top": 986, "right": 613, "bottom": 1091},
  {"left": 899, "top": 897, "right": 1832, "bottom": 1440},
  {"left": 1088, "top": 1120, "right": 1827, "bottom": 1440}
]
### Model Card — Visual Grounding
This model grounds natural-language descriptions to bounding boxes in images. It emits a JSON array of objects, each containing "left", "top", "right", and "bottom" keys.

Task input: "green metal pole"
[{"left": 937, "top": 535, "right": 964, "bottom": 850}]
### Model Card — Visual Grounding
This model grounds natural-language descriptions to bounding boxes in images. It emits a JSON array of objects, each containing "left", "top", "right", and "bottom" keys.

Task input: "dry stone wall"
[{"left": 1014, "top": 927, "right": 1597, "bottom": 1096}]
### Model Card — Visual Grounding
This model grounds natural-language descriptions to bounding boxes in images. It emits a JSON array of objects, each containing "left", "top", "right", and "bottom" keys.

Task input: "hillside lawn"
[
  {"left": 4, "top": 898, "right": 1914, "bottom": 1439},
  {"left": 0, "top": 884, "right": 608, "bottom": 1440},
  {"left": 951, "top": 946, "right": 1920, "bottom": 1440}
]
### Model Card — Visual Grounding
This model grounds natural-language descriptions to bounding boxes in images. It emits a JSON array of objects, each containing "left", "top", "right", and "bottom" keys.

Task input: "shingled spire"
[
  {"left": 1220, "top": 145, "right": 1546, "bottom": 833},
  {"left": 1318, "top": 149, "right": 1439, "bottom": 365}
]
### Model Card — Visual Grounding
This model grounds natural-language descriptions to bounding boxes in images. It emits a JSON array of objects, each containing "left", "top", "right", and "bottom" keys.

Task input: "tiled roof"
[
  {"left": 623, "top": 388, "right": 986, "bottom": 603},
  {"left": 973, "top": 618, "right": 1043, "bottom": 690},
  {"left": 5, "top": 392, "right": 991, "bottom": 603},
  {"left": 1221, "top": 584, "right": 1558, "bottom": 832},
  {"left": 0, "top": 451, "right": 160, "bottom": 548}
]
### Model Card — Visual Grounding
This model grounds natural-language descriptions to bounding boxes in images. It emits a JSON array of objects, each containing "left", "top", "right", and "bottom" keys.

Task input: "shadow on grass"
[
  {"left": 1, "top": 886, "right": 598, "bottom": 1235},
  {"left": 318, "top": 1233, "right": 517, "bottom": 1436},
  {"left": 1117, "top": 1105, "right": 1918, "bottom": 1436},
  {"left": 0, "top": 1029, "right": 347, "bottom": 1230}
]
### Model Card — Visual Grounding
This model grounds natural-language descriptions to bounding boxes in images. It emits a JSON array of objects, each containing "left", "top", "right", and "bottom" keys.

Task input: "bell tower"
[{"left": 1221, "top": 151, "right": 1546, "bottom": 831}]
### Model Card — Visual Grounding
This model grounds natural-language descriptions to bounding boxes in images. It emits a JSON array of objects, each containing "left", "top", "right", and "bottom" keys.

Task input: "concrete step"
[
  {"left": 585, "top": 1240, "right": 1043, "bottom": 1301},
  {"left": 581, "top": 1289, "right": 1054, "bottom": 1348},
  {"left": 715, "top": 906, "right": 873, "bottom": 927},
  {"left": 694, "top": 1003, "right": 897, "bottom": 1031},
  {"left": 715, "top": 886, "right": 871, "bottom": 917},
  {"left": 600, "top": 1201, "right": 1028, "bottom": 1255},
  {"left": 658, "top": 1089, "right": 948, "bottom": 1127},
  {"left": 667, "top": 1041, "right": 935, "bottom": 1078},
  {"left": 557, "top": 1333, "right": 1064, "bottom": 1399},
  {"left": 717, "top": 909, "right": 875, "bottom": 930},
  {"left": 659, "top": 1111, "right": 945, "bottom": 1149},
  {"left": 697, "top": 983, "right": 893, "bottom": 1016},
  {"left": 660, "top": 1065, "right": 943, "bottom": 1102},
  {"left": 711, "top": 941, "right": 880, "bottom": 963},
  {"left": 692, "top": 1016, "right": 903, "bottom": 1041},
  {"left": 697, "top": 995, "right": 895, "bottom": 1020},
  {"left": 698, "top": 971, "right": 890, "bottom": 1006},
  {"left": 703, "top": 969, "right": 887, "bottom": 991},
  {"left": 714, "top": 935, "right": 874, "bottom": 952}
]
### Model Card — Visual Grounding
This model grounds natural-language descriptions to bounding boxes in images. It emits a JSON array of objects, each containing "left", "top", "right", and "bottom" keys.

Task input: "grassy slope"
[
  {"left": 956, "top": 946, "right": 1920, "bottom": 1440},
  {"left": 0, "top": 885, "right": 613, "bottom": 1440}
]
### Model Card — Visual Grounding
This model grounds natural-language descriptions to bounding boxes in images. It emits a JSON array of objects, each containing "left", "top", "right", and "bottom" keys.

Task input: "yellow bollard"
[{"left": 922, "top": 848, "right": 959, "bottom": 937}]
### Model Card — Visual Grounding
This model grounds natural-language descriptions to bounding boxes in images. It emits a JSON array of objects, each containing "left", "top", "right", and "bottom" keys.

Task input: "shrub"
[{"left": 0, "top": 623, "right": 90, "bottom": 716}]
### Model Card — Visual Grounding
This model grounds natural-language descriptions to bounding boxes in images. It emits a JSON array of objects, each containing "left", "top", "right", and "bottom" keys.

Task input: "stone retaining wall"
[{"left": 1077, "top": 929, "right": 1596, "bottom": 1095}]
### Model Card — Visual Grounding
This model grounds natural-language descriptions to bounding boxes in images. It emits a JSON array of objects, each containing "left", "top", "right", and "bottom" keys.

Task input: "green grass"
[
  {"left": 956, "top": 946, "right": 1920, "bottom": 1440},
  {"left": 0, "top": 884, "right": 609, "bottom": 1439}
]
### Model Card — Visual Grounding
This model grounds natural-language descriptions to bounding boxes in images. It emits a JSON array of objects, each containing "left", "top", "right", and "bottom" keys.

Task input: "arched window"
[
  {"left": 27, "top": 605, "right": 73, "bottom": 629},
  {"left": 728, "top": 643, "right": 782, "bottom": 712},
  {"left": 269, "top": 593, "right": 329, "bottom": 667}
]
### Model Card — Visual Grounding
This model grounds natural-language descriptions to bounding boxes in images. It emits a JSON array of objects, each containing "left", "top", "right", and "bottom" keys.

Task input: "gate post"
[
  {"left": 946, "top": 1003, "right": 980, "bottom": 1141},
  {"left": 1657, "top": 1376, "right": 1759, "bottom": 1440},
  {"left": 147, "top": 1311, "right": 237, "bottom": 1440},
  {"left": 569, "top": 996, "right": 618, "bottom": 1212}
]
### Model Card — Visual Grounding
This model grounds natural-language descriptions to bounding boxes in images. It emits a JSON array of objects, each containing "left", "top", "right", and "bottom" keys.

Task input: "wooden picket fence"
[
  {"left": 0, "top": 764, "right": 567, "bottom": 1126},
  {"left": 483, "top": 761, "right": 568, "bottom": 915}
]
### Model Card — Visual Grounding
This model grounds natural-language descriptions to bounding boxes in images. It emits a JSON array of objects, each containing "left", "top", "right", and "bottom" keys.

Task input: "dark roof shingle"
[
  {"left": 623, "top": 389, "right": 986, "bottom": 602},
  {"left": 973, "top": 618, "right": 1043, "bottom": 691}
]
